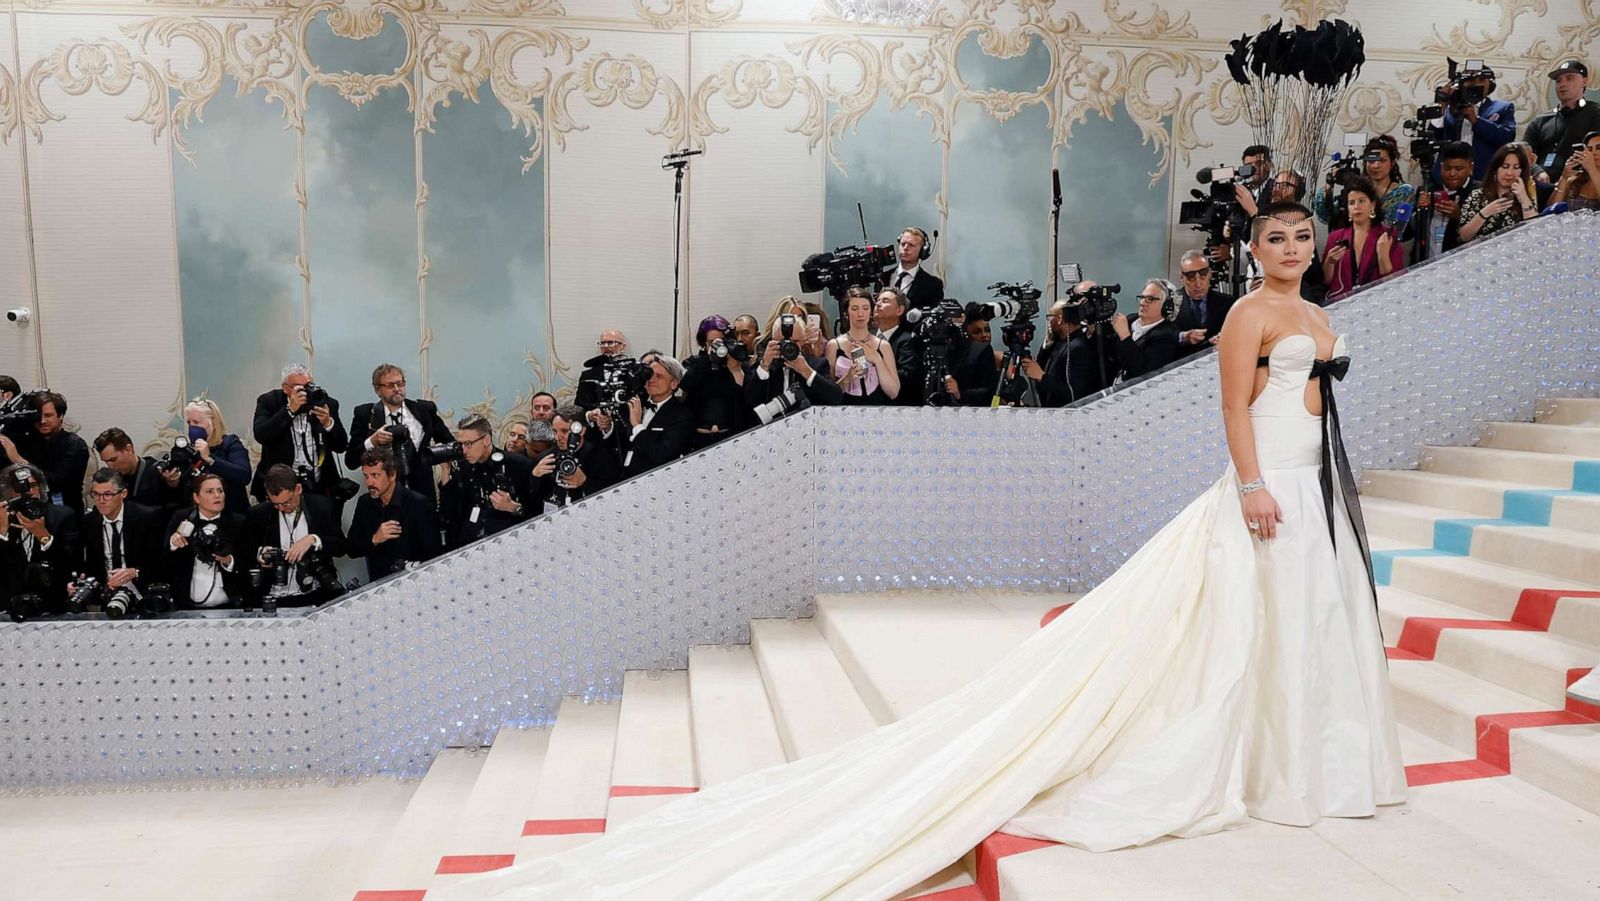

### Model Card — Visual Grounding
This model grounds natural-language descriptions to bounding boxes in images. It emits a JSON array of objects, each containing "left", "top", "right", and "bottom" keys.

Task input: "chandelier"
[{"left": 831, "top": 0, "right": 940, "bottom": 27}]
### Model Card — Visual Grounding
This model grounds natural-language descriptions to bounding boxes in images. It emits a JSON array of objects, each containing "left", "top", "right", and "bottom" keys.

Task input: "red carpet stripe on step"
[
  {"left": 1512, "top": 589, "right": 1600, "bottom": 630},
  {"left": 975, "top": 832, "right": 1058, "bottom": 901},
  {"left": 435, "top": 854, "right": 516, "bottom": 875},
  {"left": 522, "top": 817, "right": 607, "bottom": 836},
  {"left": 609, "top": 785, "right": 698, "bottom": 797},
  {"left": 1395, "top": 617, "right": 1537, "bottom": 659},
  {"left": 1038, "top": 602, "right": 1074, "bottom": 629},
  {"left": 1385, "top": 646, "right": 1427, "bottom": 660},
  {"left": 1566, "top": 667, "right": 1600, "bottom": 719},
  {"left": 904, "top": 885, "right": 987, "bottom": 901},
  {"left": 352, "top": 892, "right": 426, "bottom": 901},
  {"left": 1476, "top": 710, "right": 1596, "bottom": 771},
  {"left": 1404, "top": 758, "right": 1506, "bottom": 786}
]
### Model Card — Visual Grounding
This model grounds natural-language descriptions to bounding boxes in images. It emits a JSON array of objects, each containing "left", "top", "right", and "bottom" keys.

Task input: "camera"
[
  {"left": 904, "top": 299, "right": 966, "bottom": 406},
  {"left": 102, "top": 584, "right": 148, "bottom": 619},
  {"left": 4, "top": 467, "right": 46, "bottom": 519},
  {"left": 6, "top": 592, "right": 44, "bottom": 623},
  {"left": 300, "top": 382, "right": 329, "bottom": 409},
  {"left": 0, "top": 392, "right": 41, "bottom": 436},
  {"left": 988, "top": 282, "right": 1043, "bottom": 405},
  {"left": 708, "top": 337, "right": 749, "bottom": 363},
  {"left": 6, "top": 308, "right": 30, "bottom": 324},
  {"left": 1179, "top": 164, "right": 1254, "bottom": 258},
  {"left": 575, "top": 354, "right": 652, "bottom": 420},
  {"left": 753, "top": 384, "right": 812, "bottom": 425},
  {"left": 1435, "top": 57, "right": 1491, "bottom": 109},
  {"left": 777, "top": 314, "right": 802, "bottom": 362},
  {"left": 420, "top": 441, "right": 466, "bottom": 467},
  {"left": 65, "top": 575, "right": 102, "bottom": 613},
  {"left": 797, "top": 244, "right": 897, "bottom": 296},
  {"left": 181, "top": 519, "right": 232, "bottom": 559},
  {"left": 155, "top": 435, "right": 200, "bottom": 475},
  {"left": 1063, "top": 282, "right": 1121, "bottom": 325}
]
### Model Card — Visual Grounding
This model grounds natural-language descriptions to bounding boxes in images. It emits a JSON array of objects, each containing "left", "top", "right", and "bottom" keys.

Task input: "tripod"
[{"left": 663, "top": 149, "right": 702, "bottom": 354}]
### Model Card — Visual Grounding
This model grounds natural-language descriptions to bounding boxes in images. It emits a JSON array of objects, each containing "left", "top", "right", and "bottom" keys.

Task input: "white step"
[
  {"left": 748, "top": 618, "right": 879, "bottom": 761},
  {"left": 814, "top": 591, "right": 1068, "bottom": 723},
  {"left": 1360, "top": 468, "right": 1523, "bottom": 518},
  {"left": 512, "top": 698, "right": 620, "bottom": 860},
  {"left": 1378, "top": 587, "right": 1596, "bottom": 708},
  {"left": 1538, "top": 397, "right": 1600, "bottom": 426},
  {"left": 1361, "top": 494, "right": 1600, "bottom": 584},
  {"left": 1360, "top": 495, "right": 1470, "bottom": 547},
  {"left": 1479, "top": 420, "right": 1600, "bottom": 455},
  {"left": 424, "top": 728, "right": 551, "bottom": 892},
  {"left": 993, "top": 757, "right": 1600, "bottom": 900},
  {"left": 1386, "top": 658, "right": 1545, "bottom": 755},
  {"left": 1384, "top": 552, "right": 1600, "bottom": 646},
  {"left": 1511, "top": 721, "right": 1600, "bottom": 816},
  {"left": 605, "top": 670, "right": 698, "bottom": 828},
  {"left": 1421, "top": 444, "right": 1588, "bottom": 488},
  {"left": 687, "top": 645, "right": 787, "bottom": 786},
  {"left": 351, "top": 748, "right": 485, "bottom": 896}
]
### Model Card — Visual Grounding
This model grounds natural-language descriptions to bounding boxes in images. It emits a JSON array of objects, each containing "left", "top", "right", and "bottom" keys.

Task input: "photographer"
[
  {"left": 888, "top": 227, "right": 944, "bottom": 312},
  {"left": 183, "top": 399, "right": 253, "bottom": 517},
  {"left": 1550, "top": 130, "right": 1600, "bottom": 211},
  {"left": 251, "top": 363, "right": 349, "bottom": 503},
  {"left": 1324, "top": 176, "right": 1408, "bottom": 300},
  {"left": 680, "top": 315, "right": 751, "bottom": 449},
  {"left": 1037, "top": 286, "right": 1117, "bottom": 406},
  {"left": 346, "top": 364, "right": 454, "bottom": 507},
  {"left": 1458, "top": 144, "right": 1540, "bottom": 242},
  {"left": 1435, "top": 66, "right": 1515, "bottom": 180},
  {"left": 1111, "top": 281, "right": 1182, "bottom": 380},
  {"left": 439, "top": 415, "right": 536, "bottom": 549},
  {"left": 1315, "top": 136, "right": 1416, "bottom": 230},
  {"left": 621, "top": 352, "right": 694, "bottom": 479},
  {"left": 1174, "top": 250, "right": 1233, "bottom": 356},
  {"left": 93, "top": 427, "right": 177, "bottom": 513},
  {"left": 873, "top": 287, "right": 923, "bottom": 406},
  {"left": 732, "top": 315, "right": 761, "bottom": 359},
  {"left": 0, "top": 375, "right": 33, "bottom": 468},
  {"left": 165, "top": 472, "right": 247, "bottom": 609},
  {"left": 1527, "top": 60, "right": 1600, "bottom": 180},
  {"left": 246, "top": 464, "right": 347, "bottom": 608},
  {"left": 535, "top": 405, "right": 621, "bottom": 509},
  {"left": 1231, "top": 145, "right": 1275, "bottom": 217},
  {"left": 348, "top": 448, "right": 440, "bottom": 581},
  {"left": 0, "top": 390, "right": 90, "bottom": 514},
  {"left": 0, "top": 463, "right": 80, "bottom": 615},
  {"left": 748, "top": 300, "right": 846, "bottom": 413},
  {"left": 828, "top": 288, "right": 901, "bottom": 405},
  {"left": 81, "top": 468, "right": 164, "bottom": 598},
  {"left": 1415, "top": 141, "right": 1479, "bottom": 260}
]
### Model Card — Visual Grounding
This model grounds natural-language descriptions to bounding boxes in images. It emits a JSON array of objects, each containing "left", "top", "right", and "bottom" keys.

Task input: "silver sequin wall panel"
[{"left": 3, "top": 213, "right": 1598, "bottom": 791}]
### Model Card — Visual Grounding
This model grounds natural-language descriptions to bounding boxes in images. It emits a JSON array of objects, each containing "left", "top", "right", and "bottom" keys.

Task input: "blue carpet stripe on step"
[
  {"left": 1575, "top": 460, "right": 1600, "bottom": 493},
  {"left": 1371, "top": 549, "right": 1455, "bottom": 586},
  {"left": 1501, "top": 489, "right": 1590, "bottom": 525}
]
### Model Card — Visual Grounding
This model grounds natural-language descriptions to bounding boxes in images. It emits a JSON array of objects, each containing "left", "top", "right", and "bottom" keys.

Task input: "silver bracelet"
[{"left": 1238, "top": 478, "right": 1266, "bottom": 496}]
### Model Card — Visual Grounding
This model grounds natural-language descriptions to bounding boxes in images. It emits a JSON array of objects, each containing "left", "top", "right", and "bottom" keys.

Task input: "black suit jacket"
[
  {"left": 881, "top": 325, "right": 924, "bottom": 406},
  {"left": 252, "top": 390, "right": 350, "bottom": 500},
  {"left": 895, "top": 267, "right": 945, "bottom": 312},
  {"left": 621, "top": 396, "right": 695, "bottom": 479},
  {"left": 123, "top": 456, "right": 178, "bottom": 514},
  {"left": 346, "top": 399, "right": 454, "bottom": 504},
  {"left": 1174, "top": 290, "right": 1233, "bottom": 356},
  {"left": 245, "top": 492, "right": 347, "bottom": 563},
  {"left": 348, "top": 487, "right": 441, "bottom": 582},
  {"left": 0, "top": 502, "right": 82, "bottom": 612},
  {"left": 164, "top": 507, "right": 249, "bottom": 608},
  {"left": 744, "top": 351, "right": 847, "bottom": 412},
  {"left": 1118, "top": 320, "right": 1181, "bottom": 380},
  {"left": 439, "top": 450, "right": 538, "bottom": 550},
  {"left": 36, "top": 430, "right": 91, "bottom": 513},
  {"left": 948, "top": 339, "right": 999, "bottom": 407},
  {"left": 81, "top": 501, "right": 165, "bottom": 590}
]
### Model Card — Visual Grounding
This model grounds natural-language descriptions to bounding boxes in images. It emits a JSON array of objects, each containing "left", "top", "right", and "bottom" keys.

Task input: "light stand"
[{"left": 663, "top": 148, "right": 702, "bottom": 354}]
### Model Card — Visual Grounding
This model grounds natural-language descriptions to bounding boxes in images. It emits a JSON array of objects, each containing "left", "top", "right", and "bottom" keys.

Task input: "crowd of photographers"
[{"left": 2, "top": 57, "right": 1591, "bottom": 622}]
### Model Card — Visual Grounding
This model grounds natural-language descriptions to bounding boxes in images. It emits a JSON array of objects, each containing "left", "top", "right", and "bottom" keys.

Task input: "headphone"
[
  {"left": 900, "top": 227, "right": 933, "bottom": 261},
  {"left": 1154, "top": 279, "right": 1181, "bottom": 322}
]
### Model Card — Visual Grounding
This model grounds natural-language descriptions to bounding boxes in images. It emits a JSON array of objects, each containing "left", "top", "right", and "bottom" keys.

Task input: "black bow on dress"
[{"left": 1310, "top": 356, "right": 1378, "bottom": 611}]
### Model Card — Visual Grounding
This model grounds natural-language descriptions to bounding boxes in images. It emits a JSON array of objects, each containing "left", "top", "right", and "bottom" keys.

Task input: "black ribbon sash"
[
  {"left": 1252, "top": 354, "right": 1379, "bottom": 613},
  {"left": 1310, "top": 356, "right": 1379, "bottom": 612}
]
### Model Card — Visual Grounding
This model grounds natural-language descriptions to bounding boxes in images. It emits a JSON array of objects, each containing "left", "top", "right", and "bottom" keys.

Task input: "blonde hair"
[
  {"left": 184, "top": 399, "right": 226, "bottom": 444},
  {"left": 762, "top": 295, "right": 809, "bottom": 343}
]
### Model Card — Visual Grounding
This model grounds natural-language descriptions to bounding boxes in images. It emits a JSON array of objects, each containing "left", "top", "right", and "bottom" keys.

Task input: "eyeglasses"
[
  {"left": 90, "top": 490, "right": 124, "bottom": 500},
  {"left": 269, "top": 497, "right": 298, "bottom": 509},
  {"left": 1137, "top": 295, "right": 1163, "bottom": 303},
  {"left": 1180, "top": 269, "right": 1209, "bottom": 280},
  {"left": 597, "top": 339, "right": 624, "bottom": 348},
  {"left": 378, "top": 379, "right": 406, "bottom": 389}
]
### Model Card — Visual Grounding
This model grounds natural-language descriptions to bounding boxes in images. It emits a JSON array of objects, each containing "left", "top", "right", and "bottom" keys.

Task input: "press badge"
[
  {"left": 1545, "top": 153, "right": 1558, "bottom": 169},
  {"left": 469, "top": 506, "right": 481, "bottom": 523}
]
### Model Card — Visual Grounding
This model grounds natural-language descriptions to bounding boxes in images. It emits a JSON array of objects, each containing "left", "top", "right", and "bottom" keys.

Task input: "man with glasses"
[
  {"left": 438, "top": 415, "right": 536, "bottom": 550},
  {"left": 245, "top": 464, "right": 347, "bottom": 607},
  {"left": 1173, "top": 250, "right": 1234, "bottom": 357},
  {"left": 1109, "top": 280, "right": 1182, "bottom": 380},
  {"left": 345, "top": 363, "right": 454, "bottom": 507},
  {"left": 79, "top": 468, "right": 164, "bottom": 602}
]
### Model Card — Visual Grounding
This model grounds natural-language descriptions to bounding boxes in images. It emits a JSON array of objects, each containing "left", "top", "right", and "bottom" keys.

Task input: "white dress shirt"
[
  {"left": 366, "top": 402, "right": 423, "bottom": 450},
  {"left": 891, "top": 265, "right": 921, "bottom": 293},
  {"left": 186, "top": 512, "right": 235, "bottom": 608},
  {"left": 100, "top": 506, "right": 126, "bottom": 574}
]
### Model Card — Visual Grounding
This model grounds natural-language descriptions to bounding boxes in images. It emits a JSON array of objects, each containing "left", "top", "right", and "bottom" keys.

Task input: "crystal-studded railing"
[{"left": 3, "top": 213, "right": 1598, "bottom": 791}]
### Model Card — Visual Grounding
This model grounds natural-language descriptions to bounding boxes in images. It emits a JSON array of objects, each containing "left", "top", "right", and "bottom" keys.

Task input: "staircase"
[{"left": 347, "top": 399, "right": 1600, "bottom": 901}]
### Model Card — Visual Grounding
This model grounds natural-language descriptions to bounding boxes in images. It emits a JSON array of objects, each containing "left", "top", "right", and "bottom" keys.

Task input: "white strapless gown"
[{"left": 438, "top": 335, "right": 1406, "bottom": 900}]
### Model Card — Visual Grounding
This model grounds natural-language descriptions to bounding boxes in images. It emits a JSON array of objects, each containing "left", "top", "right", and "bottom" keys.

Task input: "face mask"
[{"left": 188, "top": 425, "right": 208, "bottom": 442}]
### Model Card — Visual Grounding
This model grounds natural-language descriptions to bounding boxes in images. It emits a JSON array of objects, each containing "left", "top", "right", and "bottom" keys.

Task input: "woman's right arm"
[
  {"left": 1457, "top": 190, "right": 1486, "bottom": 241},
  {"left": 1218, "top": 304, "right": 1282, "bottom": 538}
]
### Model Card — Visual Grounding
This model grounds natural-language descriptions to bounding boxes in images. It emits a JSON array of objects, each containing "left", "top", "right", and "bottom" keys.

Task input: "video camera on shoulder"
[
  {"left": 797, "top": 244, "right": 897, "bottom": 297},
  {"left": 575, "top": 354, "right": 652, "bottom": 420},
  {"left": 1063, "top": 282, "right": 1121, "bottom": 326},
  {"left": 0, "top": 392, "right": 42, "bottom": 438},
  {"left": 1435, "top": 57, "right": 1492, "bottom": 109}
]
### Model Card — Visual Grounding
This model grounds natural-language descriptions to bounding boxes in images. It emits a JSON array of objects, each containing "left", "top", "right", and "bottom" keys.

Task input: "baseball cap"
[{"left": 1548, "top": 59, "right": 1588, "bottom": 79}]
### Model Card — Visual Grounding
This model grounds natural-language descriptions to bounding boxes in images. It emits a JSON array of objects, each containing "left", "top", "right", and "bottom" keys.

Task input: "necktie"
[
  {"left": 111, "top": 521, "right": 124, "bottom": 569},
  {"left": 390, "top": 411, "right": 403, "bottom": 426},
  {"left": 897, "top": 271, "right": 910, "bottom": 291}
]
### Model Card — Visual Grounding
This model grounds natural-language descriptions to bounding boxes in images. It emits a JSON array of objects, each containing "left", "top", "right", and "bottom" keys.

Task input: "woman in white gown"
[{"left": 438, "top": 202, "right": 1406, "bottom": 901}]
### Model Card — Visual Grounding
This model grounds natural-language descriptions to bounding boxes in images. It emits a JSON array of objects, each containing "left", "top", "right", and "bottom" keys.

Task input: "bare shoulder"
[
  {"left": 1303, "top": 301, "right": 1330, "bottom": 324},
  {"left": 1223, "top": 294, "right": 1270, "bottom": 327}
]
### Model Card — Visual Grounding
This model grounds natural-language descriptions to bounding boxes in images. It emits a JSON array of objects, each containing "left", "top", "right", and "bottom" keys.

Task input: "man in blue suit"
[{"left": 1436, "top": 67, "right": 1515, "bottom": 180}]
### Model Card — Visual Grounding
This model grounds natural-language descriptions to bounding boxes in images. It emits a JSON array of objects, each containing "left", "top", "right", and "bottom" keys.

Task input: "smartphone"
[
  {"left": 806, "top": 313, "right": 821, "bottom": 331},
  {"left": 850, "top": 345, "right": 868, "bottom": 372}
]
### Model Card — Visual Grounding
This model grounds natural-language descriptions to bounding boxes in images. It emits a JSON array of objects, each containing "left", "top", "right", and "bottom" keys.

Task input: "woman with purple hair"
[{"left": 679, "top": 314, "right": 751, "bottom": 450}]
